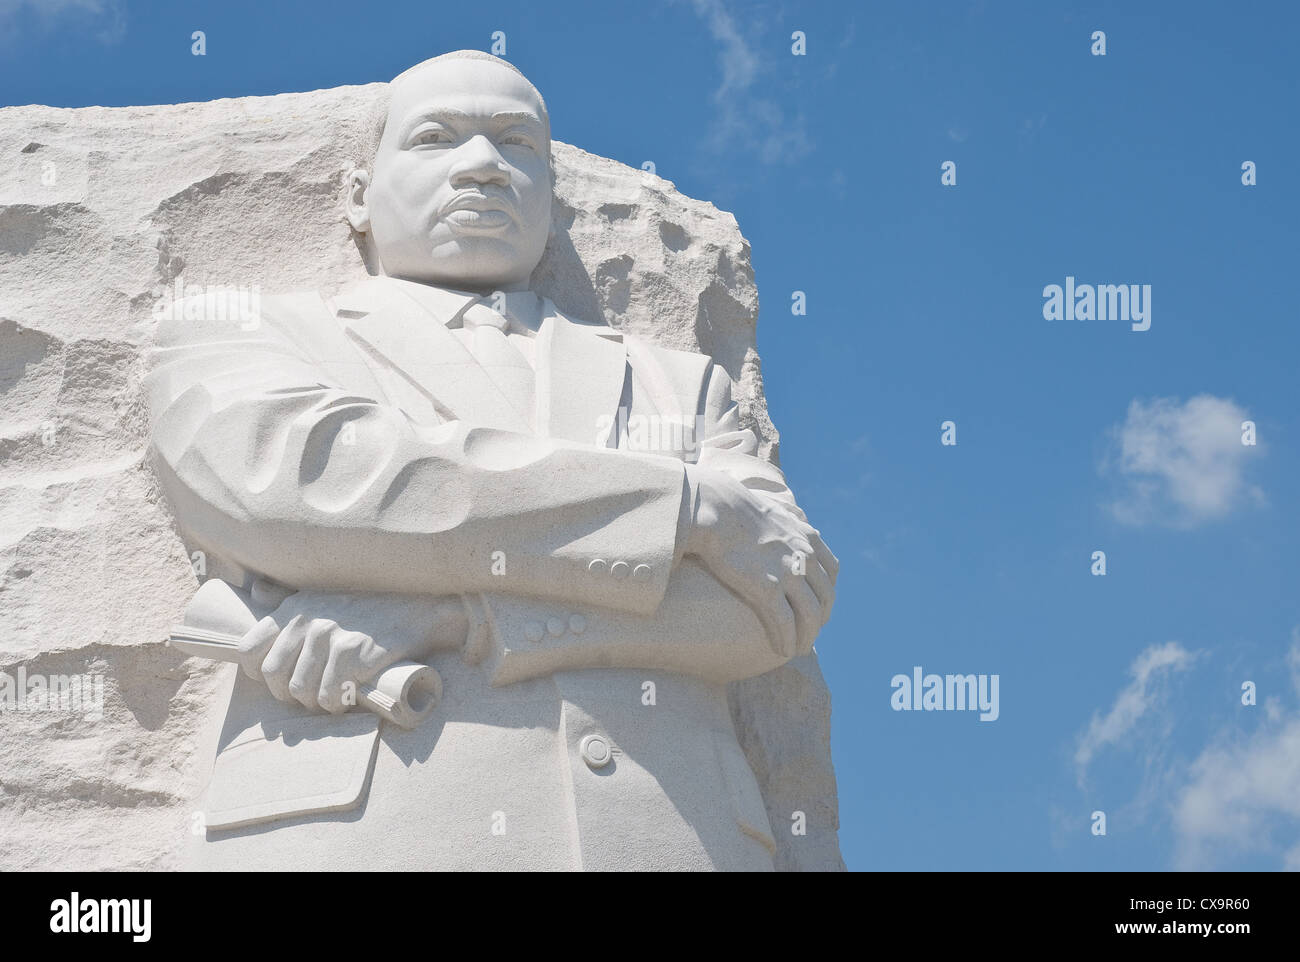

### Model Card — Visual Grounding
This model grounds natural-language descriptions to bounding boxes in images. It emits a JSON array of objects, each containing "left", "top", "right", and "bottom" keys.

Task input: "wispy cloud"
[
  {"left": 1069, "top": 630, "right": 1300, "bottom": 869},
  {"left": 1172, "top": 629, "right": 1300, "bottom": 870},
  {"left": 1074, "top": 641, "right": 1195, "bottom": 787},
  {"left": 687, "top": 0, "right": 813, "bottom": 165},
  {"left": 1103, "top": 394, "right": 1262, "bottom": 527}
]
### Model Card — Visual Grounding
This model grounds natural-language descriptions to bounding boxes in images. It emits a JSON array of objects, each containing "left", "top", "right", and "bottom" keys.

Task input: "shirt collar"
[{"left": 332, "top": 275, "right": 622, "bottom": 341}]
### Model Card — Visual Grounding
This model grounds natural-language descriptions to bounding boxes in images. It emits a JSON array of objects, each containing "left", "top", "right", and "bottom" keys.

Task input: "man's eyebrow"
[
  {"left": 400, "top": 107, "right": 544, "bottom": 131},
  {"left": 401, "top": 107, "right": 472, "bottom": 130},
  {"left": 490, "top": 110, "right": 544, "bottom": 126}
]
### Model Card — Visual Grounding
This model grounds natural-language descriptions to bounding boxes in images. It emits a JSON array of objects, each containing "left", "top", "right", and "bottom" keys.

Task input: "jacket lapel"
[
  {"left": 536, "top": 305, "right": 628, "bottom": 444},
  {"left": 338, "top": 278, "right": 533, "bottom": 434}
]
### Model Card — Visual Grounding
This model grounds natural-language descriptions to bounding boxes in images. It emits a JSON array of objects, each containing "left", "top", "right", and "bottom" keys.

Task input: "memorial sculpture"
[{"left": 145, "top": 50, "right": 837, "bottom": 870}]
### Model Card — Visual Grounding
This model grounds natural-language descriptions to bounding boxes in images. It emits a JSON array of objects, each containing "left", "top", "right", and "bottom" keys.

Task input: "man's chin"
[
  {"left": 395, "top": 265, "right": 528, "bottom": 293},
  {"left": 412, "top": 240, "right": 539, "bottom": 291}
]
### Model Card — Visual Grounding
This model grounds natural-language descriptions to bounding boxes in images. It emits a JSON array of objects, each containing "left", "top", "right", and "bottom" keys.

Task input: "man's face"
[{"left": 361, "top": 59, "right": 552, "bottom": 291}]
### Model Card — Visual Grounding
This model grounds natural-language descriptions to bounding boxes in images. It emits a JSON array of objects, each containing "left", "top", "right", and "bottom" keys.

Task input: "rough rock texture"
[{"left": 0, "top": 83, "right": 842, "bottom": 871}]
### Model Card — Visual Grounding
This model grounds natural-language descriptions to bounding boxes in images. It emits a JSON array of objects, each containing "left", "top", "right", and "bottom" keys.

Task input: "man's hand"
[
  {"left": 235, "top": 592, "right": 467, "bottom": 713},
  {"left": 684, "top": 466, "right": 838, "bottom": 658}
]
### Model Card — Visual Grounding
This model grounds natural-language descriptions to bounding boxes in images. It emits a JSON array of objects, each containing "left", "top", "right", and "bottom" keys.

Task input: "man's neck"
[{"left": 372, "top": 274, "right": 546, "bottom": 333}]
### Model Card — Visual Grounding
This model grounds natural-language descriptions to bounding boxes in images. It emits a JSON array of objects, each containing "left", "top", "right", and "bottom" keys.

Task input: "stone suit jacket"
[{"left": 148, "top": 275, "right": 809, "bottom": 870}]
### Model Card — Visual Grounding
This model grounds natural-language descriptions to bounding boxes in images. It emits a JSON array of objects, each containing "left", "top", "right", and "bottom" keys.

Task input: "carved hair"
[{"left": 393, "top": 50, "right": 549, "bottom": 121}]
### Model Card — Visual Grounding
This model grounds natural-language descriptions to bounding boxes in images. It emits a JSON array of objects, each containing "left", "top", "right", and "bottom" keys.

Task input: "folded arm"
[
  {"left": 147, "top": 294, "right": 688, "bottom": 616},
  {"left": 152, "top": 300, "right": 837, "bottom": 700}
]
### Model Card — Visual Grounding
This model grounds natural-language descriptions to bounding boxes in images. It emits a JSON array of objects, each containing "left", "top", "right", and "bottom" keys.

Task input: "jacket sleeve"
[
  {"left": 473, "top": 362, "right": 819, "bottom": 683},
  {"left": 145, "top": 293, "right": 689, "bottom": 616}
]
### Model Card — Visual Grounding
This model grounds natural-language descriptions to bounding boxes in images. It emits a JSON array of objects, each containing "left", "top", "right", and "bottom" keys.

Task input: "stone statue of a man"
[{"left": 147, "top": 49, "right": 837, "bottom": 871}]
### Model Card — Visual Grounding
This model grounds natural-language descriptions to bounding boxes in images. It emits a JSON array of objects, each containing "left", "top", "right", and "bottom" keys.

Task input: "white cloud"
[
  {"left": 1105, "top": 394, "right": 1261, "bottom": 527},
  {"left": 1074, "top": 641, "right": 1195, "bottom": 786},
  {"left": 687, "top": 0, "right": 813, "bottom": 165},
  {"left": 1070, "top": 630, "right": 1300, "bottom": 869},
  {"left": 1173, "top": 720, "right": 1300, "bottom": 869},
  {"left": 1172, "top": 630, "right": 1300, "bottom": 869}
]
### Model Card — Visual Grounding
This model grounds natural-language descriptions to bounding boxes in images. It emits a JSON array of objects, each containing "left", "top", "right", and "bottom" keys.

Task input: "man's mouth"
[{"left": 441, "top": 192, "right": 517, "bottom": 231}]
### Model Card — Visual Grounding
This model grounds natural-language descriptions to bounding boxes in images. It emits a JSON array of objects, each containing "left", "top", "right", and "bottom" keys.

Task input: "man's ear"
[{"left": 345, "top": 168, "right": 371, "bottom": 233}]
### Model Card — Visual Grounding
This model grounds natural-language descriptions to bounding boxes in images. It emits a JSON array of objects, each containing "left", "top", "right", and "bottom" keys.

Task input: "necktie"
[{"left": 458, "top": 300, "right": 535, "bottom": 431}]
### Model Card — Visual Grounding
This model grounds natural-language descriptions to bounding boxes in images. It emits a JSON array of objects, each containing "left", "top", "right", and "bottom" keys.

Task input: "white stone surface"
[{"left": 0, "top": 66, "right": 842, "bottom": 870}]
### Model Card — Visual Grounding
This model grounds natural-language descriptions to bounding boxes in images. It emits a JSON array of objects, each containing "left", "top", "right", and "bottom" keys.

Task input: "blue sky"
[{"left": 4, "top": 0, "right": 1297, "bottom": 870}]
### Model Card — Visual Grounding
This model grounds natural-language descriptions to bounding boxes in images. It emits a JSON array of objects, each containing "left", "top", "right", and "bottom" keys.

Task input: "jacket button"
[
  {"left": 568, "top": 614, "right": 586, "bottom": 634},
  {"left": 524, "top": 621, "right": 544, "bottom": 643},
  {"left": 546, "top": 617, "right": 565, "bottom": 637},
  {"left": 632, "top": 563, "right": 651, "bottom": 580},
  {"left": 588, "top": 559, "right": 607, "bottom": 575},
  {"left": 610, "top": 561, "right": 630, "bottom": 579},
  {"left": 580, "top": 734, "right": 612, "bottom": 769}
]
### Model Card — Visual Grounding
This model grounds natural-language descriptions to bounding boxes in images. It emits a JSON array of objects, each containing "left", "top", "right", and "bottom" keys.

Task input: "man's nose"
[{"left": 448, "top": 135, "right": 511, "bottom": 188}]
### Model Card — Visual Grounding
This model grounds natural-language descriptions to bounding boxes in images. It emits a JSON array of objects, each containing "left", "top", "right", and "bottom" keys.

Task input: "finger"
[
  {"left": 261, "top": 614, "right": 309, "bottom": 702},
  {"left": 236, "top": 616, "right": 280, "bottom": 681},
  {"left": 288, "top": 619, "right": 336, "bottom": 710},
  {"left": 759, "top": 581, "right": 797, "bottom": 658},
  {"left": 760, "top": 494, "right": 807, "bottom": 524},
  {"left": 711, "top": 560, "right": 794, "bottom": 658},
  {"left": 800, "top": 555, "right": 835, "bottom": 623},
  {"left": 788, "top": 538, "right": 816, "bottom": 567},
  {"left": 785, "top": 577, "right": 821, "bottom": 657},
  {"left": 801, "top": 526, "right": 839, "bottom": 585},
  {"left": 318, "top": 630, "right": 369, "bottom": 714},
  {"left": 785, "top": 538, "right": 819, "bottom": 586}
]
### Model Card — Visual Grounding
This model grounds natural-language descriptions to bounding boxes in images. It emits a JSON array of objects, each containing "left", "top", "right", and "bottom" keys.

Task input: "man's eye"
[
  {"left": 411, "top": 129, "right": 451, "bottom": 147},
  {"left": 499, "top": 135, "right": 534, "bottom": 149}
]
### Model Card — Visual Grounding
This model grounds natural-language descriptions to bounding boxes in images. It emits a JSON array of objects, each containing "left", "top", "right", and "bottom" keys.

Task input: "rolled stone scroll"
[{"left": 169, "top": 579, "right": 442, "bottom": 729}]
